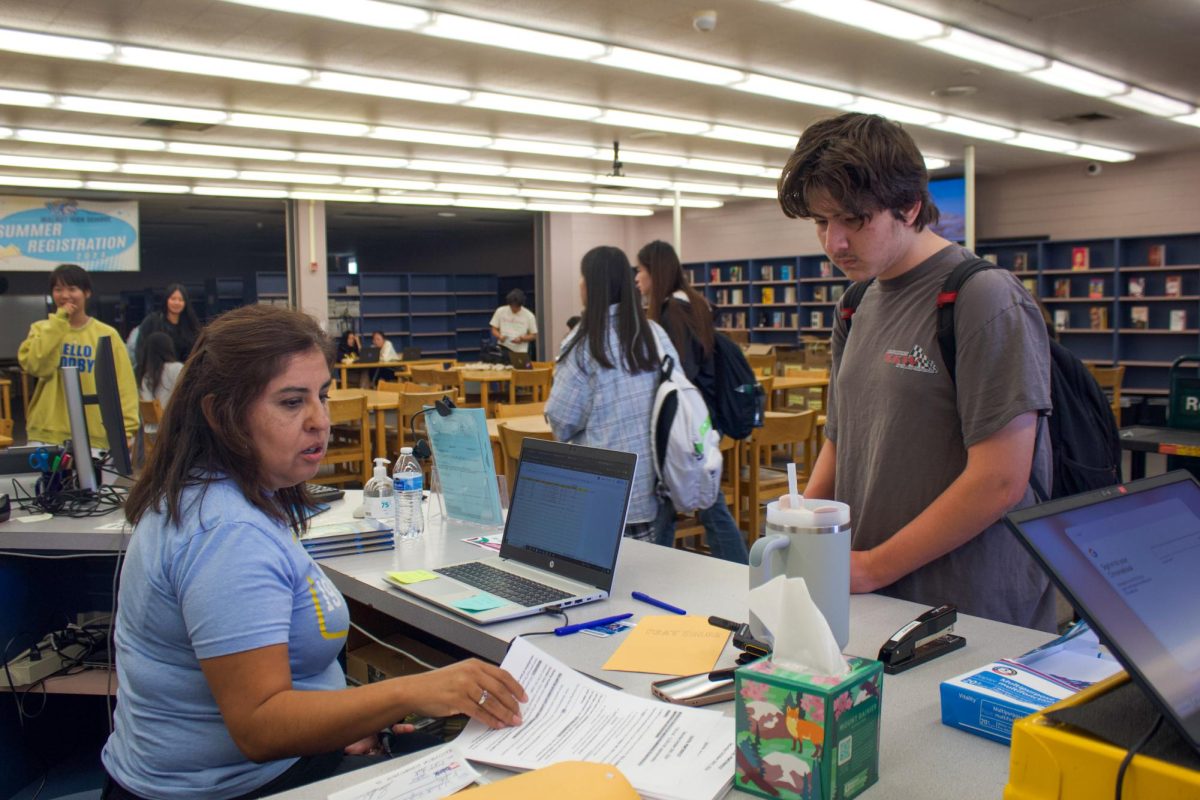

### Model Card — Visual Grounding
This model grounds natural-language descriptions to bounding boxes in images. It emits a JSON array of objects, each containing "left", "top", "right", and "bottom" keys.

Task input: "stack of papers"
[
  {"left": 457, "top": 637, "right": 734, "bottom": 800},
  {"left": 300, "top": 518, "right": 393, "bottom": 560}
]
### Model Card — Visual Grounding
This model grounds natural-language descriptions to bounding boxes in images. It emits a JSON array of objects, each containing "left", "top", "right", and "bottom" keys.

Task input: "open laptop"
[
  {"left": 506, "top": 350, "right": 532, "bottom": 370},
  {"left": 358, "top": 345, "right": 381, "bottom": 362},
  {"left": 393, "top": 439, "right": 636, "bottom": 624},
  {"left": 1005, "top": 470, "right": 1200, "bottom": 754}
]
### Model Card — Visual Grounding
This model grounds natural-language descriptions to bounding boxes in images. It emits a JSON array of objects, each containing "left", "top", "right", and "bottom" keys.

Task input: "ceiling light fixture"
[
  {"left": 3, "top": 155, "right": 119, "bottom": 172},
  {"left": 166, "top": 142, "right": 296, "bottom": 160},
  {"left": 594, "top": 48, "right": 744, "bottom": 86},
  {"left": 14, "top": 129, "right": 166, "bottom": 151},
  {"left": 121, "top": 163, "right": 239, "bottom": 179},
  {"left": 308, "top": 71, "right": 470, "bottom": 104},
  {"left": 1026, "top": 61, "right": 1128, "bottom": 98},
  {"left": 193, "top": 186, "right": 289, "bottom": 198},
  {"left": 0, "top": 174, "right": 84, "bottom": 188},
  {"left": 116, "top": 46, "right": 311, "bottom": 84},
  {"left": 774, "top": 0, "right": 944, "bottom": 41},
  {"left": 918, "top": 29, "right": 1047, "bottom": 73},
  {"left": 57, "top": 96, "right": 229, "bottom": 125},
  {"left": 84, "top": 180, "right": 190, "bottom": 193},
  {"left": 228, "top": 113, "right": 370, "bottom": 137},
  {"left": 421, "top": 13, "right": 606, "bottom": 60},
  {"left": 1107, "top": 88, "right": 1193, "bottom": 118},
  {"left": 239, "top": 170, "right": 343, "bottom": 184},
  {"left": 222, "top": 0, "right": 430, "bottom": 30}
]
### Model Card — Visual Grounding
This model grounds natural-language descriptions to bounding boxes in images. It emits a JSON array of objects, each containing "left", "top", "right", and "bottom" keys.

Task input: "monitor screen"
[
  {"left": 928, "top": 177, "right": 966, "bottom": 243},
  {"left": 1005, "top": 472, "right": 1200, "bottom": 751},
  {"left": 92, "top": 336, "right": 133, "bottom": 477}
]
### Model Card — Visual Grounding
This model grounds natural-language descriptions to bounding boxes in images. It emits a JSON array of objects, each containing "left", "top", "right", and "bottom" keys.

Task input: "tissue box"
[{"left": 734, "top": 656, "right": 883, "bottom": 800}]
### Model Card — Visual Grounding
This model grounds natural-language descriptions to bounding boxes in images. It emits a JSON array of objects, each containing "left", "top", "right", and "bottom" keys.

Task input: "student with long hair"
[
  {"left": 136, "top": 282, "right": 202, "bottom": 365},
  {"left": 102, "top": 305, "right": 525, "bottom": 800},
  {"left": 136, "top": 332, "right": 183, "bottom": 433},
  {"left": 546, "top": 246, "right": 680, "bottom": 541},
  {"left": 634, "top": 240, "right": 749, "bottom": 563}
]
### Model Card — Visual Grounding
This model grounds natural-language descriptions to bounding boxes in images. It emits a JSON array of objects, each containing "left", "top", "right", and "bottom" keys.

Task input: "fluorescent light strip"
[
  {"left": 310, "top": 71, "right": 470, "bottom": 104},
  {"left": 918, "top": 29, "right": 1046, "bottom": 73},
  {"left": 0, "top": 24, "right": 1139, "bottom": 165},
  {"left": 775, "top": 0, "right": 944, "bottom": 41},
  {"left": 222, "top": 0, "right": 430, "bottom": 30},
  {"left": 594, "top": 47, "right": 743, "bottom": 86},
  {"left": 0, "top": 174, "right": 83, "bottom": 188},
  {"left": 1108, "top": 88, "right": 1193, "bottom": 118},
  {"left": 57, "top": 96, "right": 229, "bottom": 125},
  {"left": 228, "top": 113, "right": 369, "bottom": 137},
  {"left": 4, "top": 155, "right": 119, "bottom": 172},
  {"left": 1027, "top": 61, "right": 1127, "bottom": 98},
  {"left": 84, "top": 180, "right": 190, "bottom": 193},
  {"left": 122, "top": 163, "right": 238, "bottom": 179},
  {"left": 422, "top": 12, "right": 606, "bottom": 60},
  {"left": 14, "top": 129, "right": 166, "bottom": 151},
  {"left": 193, "top": 185, "right": 288, "bottom": 198}
]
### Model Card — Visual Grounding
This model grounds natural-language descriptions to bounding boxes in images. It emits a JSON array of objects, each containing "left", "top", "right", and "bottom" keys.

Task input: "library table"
[
  {"left": 336, "top": 360, "right": 409, "bottom": 389},
  {"left": 282, "top": 503, "right": 1052, "bottom": 800},
  {"left": 1118, "top": 425, "right": 1200, "bottom": 479},
  {"left": 329, "top": 388, "right": 401, "bottom": 462}
]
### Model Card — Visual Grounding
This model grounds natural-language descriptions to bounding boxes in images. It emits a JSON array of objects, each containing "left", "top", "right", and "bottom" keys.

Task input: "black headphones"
[{"left": 409, "top": 396, "right": 456, "bottom": 460}]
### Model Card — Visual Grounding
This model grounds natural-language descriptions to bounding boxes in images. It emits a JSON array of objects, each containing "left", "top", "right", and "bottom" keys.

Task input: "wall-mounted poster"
[{"left": 0, "top": 196, "right": 139, "bottom": 271}]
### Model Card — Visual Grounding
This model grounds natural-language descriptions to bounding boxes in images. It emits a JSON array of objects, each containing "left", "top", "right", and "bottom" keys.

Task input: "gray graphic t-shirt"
[{"left": 826, "top": 245, "right": 1056, "bottom": 631}]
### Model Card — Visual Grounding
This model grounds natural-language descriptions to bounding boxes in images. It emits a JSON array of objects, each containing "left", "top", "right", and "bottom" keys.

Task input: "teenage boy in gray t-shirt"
[{"left": 777, "top": 113, "right": 1056, "bottom": 631}]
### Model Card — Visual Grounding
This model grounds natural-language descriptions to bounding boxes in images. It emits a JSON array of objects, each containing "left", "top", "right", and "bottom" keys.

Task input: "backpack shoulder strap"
[
  {"left": 936, "top": 257, "right": 998, "bottom": 385},
  {"left": 837, "top": 278, "right": 874, "bottom": 336}
]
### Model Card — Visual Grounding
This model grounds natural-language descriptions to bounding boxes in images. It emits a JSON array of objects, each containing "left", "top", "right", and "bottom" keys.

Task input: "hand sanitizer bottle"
[{"left": 363, "top": 457, "right": 393, "bottom": 525}]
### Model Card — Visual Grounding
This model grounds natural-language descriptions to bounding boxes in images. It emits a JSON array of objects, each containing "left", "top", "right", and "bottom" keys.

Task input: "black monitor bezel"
[
  {"left": 500, "top": 438, "right": 635, "bottom": 591},
  {"left": 1005, "top": 470, "right": 1200, "bottom": 753},
  {"left": 92, "top": 336, "right": 133, "bottom": 477}
]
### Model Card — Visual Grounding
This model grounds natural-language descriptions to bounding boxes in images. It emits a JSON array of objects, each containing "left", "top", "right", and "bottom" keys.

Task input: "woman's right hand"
[{"left": 402, "top": 659, "right": 526, "bottom": 729}]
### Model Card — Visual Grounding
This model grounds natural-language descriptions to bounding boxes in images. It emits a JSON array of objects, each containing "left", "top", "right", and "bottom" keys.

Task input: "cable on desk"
[
  {"left": 348, "top": 621, "right": 442, "bottom": 672},
  {"left": 1114, "top": 712, "right": 1163, "bottom": 800},
  {"left": 512, "top": 608, "right": 569, "bottom": 640},
  {"left": 10, "top": 475, "right": 127, "bottom": 518}
]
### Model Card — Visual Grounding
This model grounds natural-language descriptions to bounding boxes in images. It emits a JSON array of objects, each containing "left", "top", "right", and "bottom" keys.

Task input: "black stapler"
[{"left": 878, "top": 604, "right": 965, "bottom": 674}]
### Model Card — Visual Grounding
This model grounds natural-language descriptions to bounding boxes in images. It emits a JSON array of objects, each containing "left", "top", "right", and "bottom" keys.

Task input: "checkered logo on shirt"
[{"left": 884, "top": 345, "right": 939, "bottom": 374}]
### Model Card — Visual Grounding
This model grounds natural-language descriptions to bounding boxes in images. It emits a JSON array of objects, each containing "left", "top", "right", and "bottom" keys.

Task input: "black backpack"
[
  {"left": 693, "top": 332, "right": 765, "bottom": 440},
  {"left": 839, "top": 257, "right": 1121, "bottom": 501}
]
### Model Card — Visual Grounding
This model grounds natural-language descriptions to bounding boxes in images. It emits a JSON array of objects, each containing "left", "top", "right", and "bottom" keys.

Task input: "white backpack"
[{"left": 651, "top": 354, "right": 724, "bottom": 514}]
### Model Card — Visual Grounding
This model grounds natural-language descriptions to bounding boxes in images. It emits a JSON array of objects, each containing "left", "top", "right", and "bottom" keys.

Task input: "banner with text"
[{"left": 0, "top": 196, "right": 140, "bottom": 271}]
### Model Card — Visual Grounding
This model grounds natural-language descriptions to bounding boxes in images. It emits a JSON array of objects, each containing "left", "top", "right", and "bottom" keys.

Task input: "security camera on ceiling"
[
  {"left": 693, "top": 10, "right": 718, "bottom": 33},
  {"left": 1086, "top": 162, "right": 1103, "bottom": 177}
]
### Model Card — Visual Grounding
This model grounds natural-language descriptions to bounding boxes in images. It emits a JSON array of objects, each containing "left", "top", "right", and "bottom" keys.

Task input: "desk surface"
[
  {"left": 308, "top": 501, "right": 1049, "bottom": 800},
  {"left": 2, "top": 496, "right": 1049, "bottom": 800},
  {"left": 1119, "top": 425, "right": 1200, "bottom": 452}
]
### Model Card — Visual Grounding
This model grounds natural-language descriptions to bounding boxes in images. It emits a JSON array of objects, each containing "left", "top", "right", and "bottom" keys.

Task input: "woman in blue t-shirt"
[{"left": 102, "top": 305, "right": 525, "bottom": 800}]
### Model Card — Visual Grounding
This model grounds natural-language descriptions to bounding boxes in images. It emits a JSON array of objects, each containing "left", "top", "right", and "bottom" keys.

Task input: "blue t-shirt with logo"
[{"left": 102, "top": 479, "right": 349, "bottom": 799}]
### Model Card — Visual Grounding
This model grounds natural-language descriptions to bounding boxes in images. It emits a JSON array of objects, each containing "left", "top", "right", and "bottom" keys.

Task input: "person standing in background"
[
  {"left": 634, "top": 240, "right": 748, "bottom": 564},
  {"left": 19, "top": 263, "right": 139, "bottom": 450},
  {"left": 489, "top": 289, "right": 537, "bottom": 355},
  {"left": 136, "top": 332, "right": 183, "bottom": 434},
  {"left": 546, "top": 246, "right": 680, "bottom": 542},
  {"left": 134, "top": 283, "right": 202, "bottom": 367}
]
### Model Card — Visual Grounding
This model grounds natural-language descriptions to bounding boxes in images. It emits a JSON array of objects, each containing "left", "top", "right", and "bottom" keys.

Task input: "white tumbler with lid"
[{"left": 748, "top": 497, "right": 852, "bottom": 650}]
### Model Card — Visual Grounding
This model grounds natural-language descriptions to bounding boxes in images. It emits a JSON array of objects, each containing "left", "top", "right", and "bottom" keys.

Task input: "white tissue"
[{"left": 750, "top": 575, "right": 849, "bottom": 677}]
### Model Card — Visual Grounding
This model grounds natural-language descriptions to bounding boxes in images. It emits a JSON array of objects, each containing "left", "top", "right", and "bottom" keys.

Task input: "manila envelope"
[{"left": 602, "top": 615, "right": 729, "bottom": 675}]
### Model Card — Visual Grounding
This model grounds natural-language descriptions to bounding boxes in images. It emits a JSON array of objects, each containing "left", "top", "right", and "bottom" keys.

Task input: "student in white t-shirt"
[{"left": 489, "top": 289, "right": 538, "bottom": 354}]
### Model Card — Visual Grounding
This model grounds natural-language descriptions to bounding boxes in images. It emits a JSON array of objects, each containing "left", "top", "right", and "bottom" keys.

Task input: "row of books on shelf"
[
  {"left": 759, "top": 286, "right": 798, "bottom": 304},
  {"left": 713, "top": 288, "right": 745, "bottom": 305},
  {"left": 812, "top": 284, "right": 845, "bottom": 303},
  {"left": 984, "top": 243, "right": 1172, "bottom": 270},
  {"left": 1032, "top": 275, "right": 1187, "bottom": 298},
  {"left": 758, "top": 311, "right": 801, "bottom": 329},
  {"left": 1054, "top": 308, "right": 1189, "bottom": 331},
  {"left": 758, "top": 264, "right": 794, "bottom": 281},
  {"left": 711, "top": 265, "right": 745, "bottom": 282}
]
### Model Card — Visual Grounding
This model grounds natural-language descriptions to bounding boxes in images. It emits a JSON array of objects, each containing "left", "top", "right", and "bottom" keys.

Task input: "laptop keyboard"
[{"left": 435, "top": 562, "right": 574, "bottom": 608}]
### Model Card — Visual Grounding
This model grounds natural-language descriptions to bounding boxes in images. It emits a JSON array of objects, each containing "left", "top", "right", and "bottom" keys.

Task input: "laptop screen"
[
  {"left": 500, "top": 439, "right": 635, "bottom": 590},
  {"left": 1005, "top": 471, "right": 1200, "bottom": 751}
]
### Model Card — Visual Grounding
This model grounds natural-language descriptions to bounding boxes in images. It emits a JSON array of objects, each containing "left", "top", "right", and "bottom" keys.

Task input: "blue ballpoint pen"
[
  {"left": 554, "top": 612, "right": 634, "bottom": 636},
  {"left": 632, "top": 591, "right": 686, "bottom": 615}
]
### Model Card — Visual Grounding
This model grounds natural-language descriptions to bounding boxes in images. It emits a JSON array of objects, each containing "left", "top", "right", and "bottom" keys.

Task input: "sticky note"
[
  {"left": 386, "top": 570, "right": 438, "bottom": 585},
  {"left": 602, "top": 615, "right": 729, "bottom": 675},
  {"left": 453, "top": 593, "right": 507, "bottom": 613}
]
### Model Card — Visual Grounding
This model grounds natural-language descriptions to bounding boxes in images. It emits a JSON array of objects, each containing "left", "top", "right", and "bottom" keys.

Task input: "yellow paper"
[
  {"left": 386, "top": 569, "right": 438, "bottom": 585},
  {"left": 455, "top": 762, "right": 637, "bottom": 799},
  {"left": 602, "top": 615, "right": 729, "bottom": 676}
]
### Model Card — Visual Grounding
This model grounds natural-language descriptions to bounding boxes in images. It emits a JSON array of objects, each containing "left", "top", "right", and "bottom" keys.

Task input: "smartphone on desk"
[{"left": 651, "top": 671, "right": 734, "bottom": 707}]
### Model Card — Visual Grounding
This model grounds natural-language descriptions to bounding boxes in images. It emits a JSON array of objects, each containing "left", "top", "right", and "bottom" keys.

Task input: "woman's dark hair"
[
  {"left": 125, "top": 305, "right": 333, "bottom": 533},
  {"left": 161, "top": 283, "right": 201, "bottom": 339},
  {"left": 560, "top": 246, "right": 658, "bottom": 374},
  {"left": 136, "top": 332, "right": 178, "bottom": 398},
  {"left": 778, "top": 112, "right": 939, "bottom": 231},
  {"left": 566, "top": 315, "right": 581, "bottom": 330},
  {"left": 48, "top": 263, "right": 91, "bottom": 295},
  {"left": 506, "top": 288, "right": 526, "bottom": 306},
  {"left": 637, "top": 240, "right": 714, "bottom": 357}
]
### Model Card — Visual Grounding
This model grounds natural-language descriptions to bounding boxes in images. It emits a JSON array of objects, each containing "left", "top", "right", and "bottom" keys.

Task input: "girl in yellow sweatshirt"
[{"left": 19, "top": 264, "right": 139, "bottom": 451}]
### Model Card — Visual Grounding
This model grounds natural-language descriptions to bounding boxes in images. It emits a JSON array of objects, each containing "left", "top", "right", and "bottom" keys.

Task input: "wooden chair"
[
  {"left": 745, "top": 353, "right": 777, "bottom": 379},
  {"left": 495, "top": 400, "right": 546, "bottom": 419},
  {"left": 391, "top": 390, "right": 459, "bottom": 453},
  {"left": 531, "top": 361, "right": 555, "bottom": 372},
  {"left": 1088, "top": 364, "right": 1125, "bottom": 425},
  {"left": 509, "top": 368, "right": 553, "bottom": 403},
  {"left": 495, "top": 421, "right": 555, "bottom": 491},
  {"left": 139, "top": 399, "right": 164, "bottom": 460},
  {"left": 313, "top": 394, "right": 371, "bottom": 486},
  {"left": 739, "top": 410, "right": 817, "bottom": 545}
]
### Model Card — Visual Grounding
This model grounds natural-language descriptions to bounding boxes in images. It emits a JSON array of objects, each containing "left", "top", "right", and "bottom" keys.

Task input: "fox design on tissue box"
[{"left": 735, "top": 657, "right": 883, "bottom": 800}]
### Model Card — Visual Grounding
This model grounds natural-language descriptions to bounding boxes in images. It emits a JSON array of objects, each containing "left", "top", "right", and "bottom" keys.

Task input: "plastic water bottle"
[
  {"left": 393, "top": 447, "right": 424, "bottom": 541},
  {"left": 362, "top": 457, "right": 393, "bottom": 524}
]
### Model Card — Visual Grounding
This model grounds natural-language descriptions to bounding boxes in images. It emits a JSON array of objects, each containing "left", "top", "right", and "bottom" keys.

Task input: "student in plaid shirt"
[{"left": 546, "top": 246, "right": 680, "bottom": 541}]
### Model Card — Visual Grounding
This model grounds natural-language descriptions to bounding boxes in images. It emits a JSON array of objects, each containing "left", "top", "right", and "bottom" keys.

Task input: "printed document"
[
  {"left": 456, "top": 637, "right": 734, "bottom": 800},
  {"left": 326, "top": 745, "right": 479, "bottom": 800}
]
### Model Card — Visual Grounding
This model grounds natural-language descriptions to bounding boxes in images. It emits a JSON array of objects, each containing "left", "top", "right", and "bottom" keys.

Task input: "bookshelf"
[
  {"left": 253, "top": 271, "right": 502, "bottom": 360},
  {"left": 684, "top": 231, "right": 1200, "bottom": 394}
]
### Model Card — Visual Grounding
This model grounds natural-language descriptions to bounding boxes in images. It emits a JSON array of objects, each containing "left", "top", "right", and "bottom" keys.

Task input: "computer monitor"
[
  {"left": 92, "top": 336, "right": 133, "bottom": 477},
  {"left": 60, "top": 365, "right": 99, "bottom": 492}
]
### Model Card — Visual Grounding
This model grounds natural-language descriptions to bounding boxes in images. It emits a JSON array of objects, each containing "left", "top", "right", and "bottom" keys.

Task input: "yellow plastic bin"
[{"left": 1005, "top": 672, "right": 1200, "bottom": 800}]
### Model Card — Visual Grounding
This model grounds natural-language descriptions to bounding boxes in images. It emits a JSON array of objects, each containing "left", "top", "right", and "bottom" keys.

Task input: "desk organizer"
[{"left": 734, "top": 656, "right": 883, "bottom": 800}]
